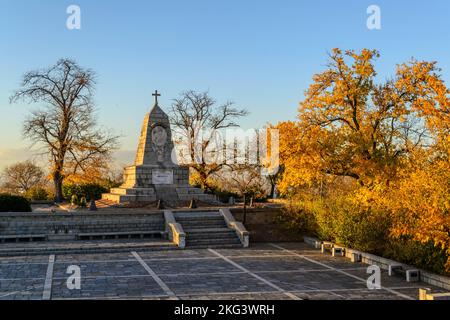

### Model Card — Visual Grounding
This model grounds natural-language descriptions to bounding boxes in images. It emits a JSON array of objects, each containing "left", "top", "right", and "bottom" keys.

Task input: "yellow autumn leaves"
[{"left": 276, "top": 48, "right": 450, "bottom": 272}]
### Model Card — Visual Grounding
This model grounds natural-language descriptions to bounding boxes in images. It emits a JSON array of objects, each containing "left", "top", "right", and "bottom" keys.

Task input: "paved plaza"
[{"left": 0, "top": 242, "right": 443, "bottom": 300}]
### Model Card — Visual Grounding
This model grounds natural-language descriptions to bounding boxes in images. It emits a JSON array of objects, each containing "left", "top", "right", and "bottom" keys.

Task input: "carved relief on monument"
[{"left": 151, "top": 124, "right": 168, "bottom": 162}]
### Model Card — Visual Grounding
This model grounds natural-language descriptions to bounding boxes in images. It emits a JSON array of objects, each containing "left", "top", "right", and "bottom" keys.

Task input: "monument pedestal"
[
  {"left": 102, "top": 187, "right": 156, "bottom": 203},
  {"left": 102, "top": 93, "right": 219, "bottom": 205},
  {"left": 120, "top": 165, "right": 190, "bottom": 188},
  {"left": 103, "top": 165, "right": 217, "bottom": 204}
]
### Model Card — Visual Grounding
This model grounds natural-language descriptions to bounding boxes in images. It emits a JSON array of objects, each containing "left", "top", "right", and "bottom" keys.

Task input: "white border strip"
[
  {"left": 269, "top": 243, "right": 414, "bottom": 300},
  {"left": 208, "top": 249, "right": 301, "bottom": 300},
  {"left": 42, "top": 254, "right": 55, "bottom": 300},
  {"left": 131, "top": 251, "right": 178, "bottom": 300}
]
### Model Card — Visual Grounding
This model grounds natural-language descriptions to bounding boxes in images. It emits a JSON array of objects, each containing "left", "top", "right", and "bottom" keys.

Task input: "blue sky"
[{"left": 1, "top": 0, "right": 450, "bottom": 169}]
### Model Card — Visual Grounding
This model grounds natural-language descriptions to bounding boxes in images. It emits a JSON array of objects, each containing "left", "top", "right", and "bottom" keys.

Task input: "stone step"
[
  {"left": 185, "top": 243, "right": 243, "bottom": 249},
  {"left": 183, "top": 226, "right": 228, "bottom": 231},
  {"left": 109, "top": 188, "right": 156, "bottom": 195},
  {"left": 186, "top": 238, "right": 242, "bottom": 246},
  {"left": 176, "top": 216, "right": 223, "bottom": 220},
  {"left": 177, "top": 219, "right": 225, "bottom": 224},
  {"left": 0, "top": 240, "right": 179, "bottom": 256},
  {"left": 176, "top": 187, "right": 208, "bottom": 195},
  {"left": 175, "top": 218, "right": 225, "bottom": 223},
  {"left": 175, "top": 213, "right": 222, "bottom": 219},
  {"left": 187, "top": 233, "right": 238, "bottom": 241},
  {"left": 102, "top": 193, "right": 156, "bottom": 203},
  {"left": 186, "top": 227, "right": 233, "bottom": 233},
  {"left": 95, "top": 199, "right": 118, "bottom": 209}
]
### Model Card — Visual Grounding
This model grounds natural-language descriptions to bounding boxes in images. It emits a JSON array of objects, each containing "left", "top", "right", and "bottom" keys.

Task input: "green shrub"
[
  {"left": 280, "top": 196, "right": 391, "bottom": 254},
  {"left": 0, "top": 194, "right": 32, "bottom": 212},
  {"left": 63, "top": 183, "right": 108, "bottom": 202},
  {"left": 280, "top": 194, "right": 448, "bottom": 275},
  {"left": 385, "top": 239, "right": 449, "bottom": 276},
  {"left": 25, "top": 187, "right": 49, "bottom": 201},
  {"left": 277, "top": 199, "right": 319, "bottom": 235},
  {"left": 318, "top": 197, "right": 391, "bottom": 254}
]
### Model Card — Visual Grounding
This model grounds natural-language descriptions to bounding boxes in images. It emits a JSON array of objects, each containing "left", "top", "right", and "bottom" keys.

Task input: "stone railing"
[
  {"left": 163, "top": 210, "right": 186, "bottom": 248},
  {"left": 219, "top": 208, "right": 249, "bottom": 247}
]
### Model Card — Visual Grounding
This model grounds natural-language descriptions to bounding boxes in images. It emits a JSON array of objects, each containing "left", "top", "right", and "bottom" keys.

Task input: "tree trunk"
[
  {"left": 243, "top": 194, "right": 247, "bottom": 225},
  {"left": 53, "top": 170, "right": 64, "bottom": 203},
  {"left": 198, "top": 170, "right": 210, "bottom": 191},
  {"left": 270, "top": 183, "right": 275, "bottom": 199}
]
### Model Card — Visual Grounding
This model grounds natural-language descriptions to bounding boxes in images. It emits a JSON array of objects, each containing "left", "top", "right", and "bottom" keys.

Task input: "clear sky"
[{"left": 1, "top": 0, "right": 450, "bottom": 169}]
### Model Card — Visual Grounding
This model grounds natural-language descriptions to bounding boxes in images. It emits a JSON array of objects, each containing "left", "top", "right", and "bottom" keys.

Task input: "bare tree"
[
  {"left": 10, "top": 59, "right": 119, "bottom": 202},
  {"left": 0, "top": 161, "right": 45, "bottom": 195},
  {"left": 222, "top": 164, "right": 268, "bottom": 224},
  {"left": 170, "top": 90, "right": 248, "bottom": 190},
  {"left": 267, "top": 165, "right": 283, "bottom": 199}
]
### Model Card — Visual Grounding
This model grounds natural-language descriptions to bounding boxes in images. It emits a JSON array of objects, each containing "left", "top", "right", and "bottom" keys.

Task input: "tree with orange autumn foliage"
[{"left": 277, "top": 48, "right": 450, "bottom": 273}]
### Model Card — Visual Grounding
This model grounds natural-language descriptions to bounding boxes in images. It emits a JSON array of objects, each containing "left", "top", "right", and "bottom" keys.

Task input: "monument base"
[
  {"left": 102, "top": 187, "right": 157, "bottom": 203},
  {"left": 102, "top": 165, "right": 220, "bottom": 205}
]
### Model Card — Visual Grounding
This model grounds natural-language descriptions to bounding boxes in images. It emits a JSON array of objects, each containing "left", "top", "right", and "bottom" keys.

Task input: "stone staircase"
[{"left": 174, "top": 211, "right": 243, "bottom": 248}]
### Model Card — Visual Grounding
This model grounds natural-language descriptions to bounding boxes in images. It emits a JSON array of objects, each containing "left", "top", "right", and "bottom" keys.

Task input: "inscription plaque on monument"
[{"left": 152, "top": 169, "right": 173, "bottom": 185}]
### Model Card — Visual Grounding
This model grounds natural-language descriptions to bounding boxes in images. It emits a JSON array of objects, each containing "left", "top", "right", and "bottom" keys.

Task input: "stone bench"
[
  {"left": 0, "top": 234, "right": 47, "bottom": 243},
  {"left": 320, "top": 242, "right": 345, "bottom": 257},
  {"left": 389, "top": 264, "right": 420, "bottom": 282},
  {"left": 332, "top": 246, "right": 344, "bottom": 257},
  {"left": 77, "top": 231, "right": 164, "bottom": 240},
  {"left": 321, "top": 242, "right": 333, "bottom": 254}
]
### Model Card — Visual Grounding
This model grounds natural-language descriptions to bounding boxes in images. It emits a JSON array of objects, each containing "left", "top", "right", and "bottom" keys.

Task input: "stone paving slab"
[
  {"left": 0, "top": 255, "right": 50, "bottom": 264},
  {"left": 55, "top": 252, "right": 136, "bottom": 263},
  {"left": 0, "top": 278, "right": 44, "bottom": 300},
  {"left": 268, "top": 242, "right": 320, "bottom": 253},
  {"left": 292, "top": 289, "right": 404, "bottom": 300},
  {"left": 137, "top": 249, "right": 217, "bottom": 260},
  {"left": 215, "top": 250, "right": 295, "bottom": 258},
  {"left": 53, "top": 261, "right": 147, "bottom": 278},
  {"left": 297, "top": 254, "right": 368, "bottom": 269},
  {"left": 229, "top": 256, "right": 328, "bottom": 272},
  {"left": 51, "top": 276, "right": 165, "bottom": 299},
  {"left": 159, "top": 273, "right": 275, "bottom": 295},
  {"left": 0, "top": 263, "right": 48, "bottom": 280},
  {"left": 179, "top": 292, "right": 288, "bottom": 300},
  {"left": 259, "top": 270, "right": 365, "bottom": 292},
  {"left": 146, "top": 258, "right": 240, "bottom": 275}
]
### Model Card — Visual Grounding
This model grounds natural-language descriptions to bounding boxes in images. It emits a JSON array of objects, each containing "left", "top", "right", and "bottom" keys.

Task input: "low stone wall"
[
  {"left": 230, "top": 207, "right": 304, "bottom": 242},
  {"left": 0, "top": 211, "right": 165, "bottom": 239}
]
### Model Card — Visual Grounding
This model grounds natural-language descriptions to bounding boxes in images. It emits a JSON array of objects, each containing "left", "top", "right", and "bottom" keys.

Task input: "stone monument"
[{"left": 102, "top": 91, "right": 218, "bottom": 205}]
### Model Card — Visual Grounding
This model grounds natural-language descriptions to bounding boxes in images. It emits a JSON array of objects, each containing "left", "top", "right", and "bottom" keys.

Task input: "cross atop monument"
[{"left": 152, "top": 90, "right": 161, "bottom": 106}]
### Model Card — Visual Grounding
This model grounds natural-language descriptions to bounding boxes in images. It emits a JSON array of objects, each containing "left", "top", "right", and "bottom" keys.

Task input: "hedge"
[
  {"left": 62, "top": 183, "right": 108, "bottom": 202},
  {"left": 0, "top": 194, "right": 32, "bottom": 212}
]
